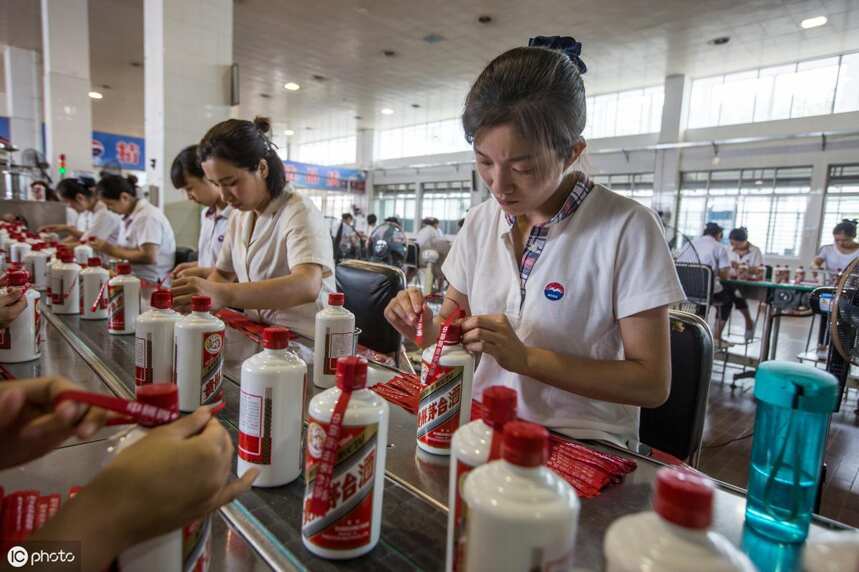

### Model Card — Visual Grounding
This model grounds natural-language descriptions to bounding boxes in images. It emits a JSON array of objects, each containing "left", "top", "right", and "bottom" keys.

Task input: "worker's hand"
[
  {"left": 38, "top": 224, "right": 71, "bottom": 233},
  {"left": 384, "top": 287, "right": 434, "bottom": 346},
  {"left": 172, "top": 261, "right": 199, "bottom": 278},
  {"left": 90, "top": 408, "right": 258, "bottom": 546},
  {"left": 89, "top": 238, "right": 112, "bottom": 256},
  {"left": 0, "top": 287, "right": 27, "bottom": 329},
  {"left": 174, "top": 264, "right": 212, "bottom": 280},
  {"left": 171, "top": 276, "right": 225, "bottom": 312},
  {"left": 461, "top": 314, "right": 529, "bottom": 375},
  {"left": 0, "top": 376, "right": 109, "bottom": 469}
]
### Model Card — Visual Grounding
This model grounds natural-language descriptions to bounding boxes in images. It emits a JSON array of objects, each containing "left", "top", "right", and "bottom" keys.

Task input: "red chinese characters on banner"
[
  {"left": 326, "top": 170, "right": 340, "bottom": 189},
  {"left": 305, "top": 167, "right": 320, "bottom": 186},
  {"left": 115, "top": 141, "right": 140, "bottom": 166},
  {"left": 284, "top": 163, "right": 298, "bottom": 182}
]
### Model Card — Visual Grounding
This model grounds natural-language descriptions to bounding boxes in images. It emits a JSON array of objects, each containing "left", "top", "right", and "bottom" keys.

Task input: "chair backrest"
[
  {"left": 674, "top": 262, "right": 713, "bottom": 317},
  {"left": 174, "top": 246, "right": 197, "bottom": 266},
  {"left": 640, "top": 310, "right": 713, "bottom": 466},
  {"left": 335, "top": 260, "right": 405, "bottom": 355}
]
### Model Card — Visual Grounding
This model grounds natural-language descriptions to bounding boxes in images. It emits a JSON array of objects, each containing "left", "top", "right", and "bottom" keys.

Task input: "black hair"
[
  {"left": 341, "top": 212, "right": 353, "bottom": 221},
  {"left": 703, "top": 222, "right": 723, "bottom": 238},
  {"left": 384, "top": 216, "right": 401, "bottom": 225},
  {"left": 462, "top": 37, "right": 587, "bottom": 162},
  {"left": 729, "top": 227, "right": 748, "bottom": 242},
  {"left": 56, "top": 178, "right": 93, "bottom": 201},
  {"left": 97, "top": 174, "right": 137, "bottom": 201},
  {"left": 198, "top": 116, "right": 286, "bottom": 198},
  {"left": 367, "top": 214, "right": 377, "bottom": 225},
  {"left": 834, "top": 219, "right": 858, "bottom": 238},
  {"left": 171, "top": 145, "right": 205, "bottom": 189}
]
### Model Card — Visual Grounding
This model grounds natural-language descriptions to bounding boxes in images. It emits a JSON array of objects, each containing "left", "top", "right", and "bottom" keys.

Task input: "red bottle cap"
[
  {"left": 59, "top": 252, "right": 74, "bottom": 263},
  {"left": 150, "top": 290, "right": 173, "bottom": 310},
  {"left": 7, "top": 271, "right": 28, "bottom": 286},
  {"left": 31, "top": 243, "right": 44, "bottom": 251},
  {"left": 262, "top": 327, "right": 291, "bottom": 350},
  {"left": 136, "top": 383, "right": 179, "bottom": 412},
  {"left": 483, "top": 386, "right": 518, "bottom": 430},
  {"left": 328, "top": 292, "right": 345, "bottom": 306},
  {"left": 191, "top": 296, "right": 211, "bottom": 312},
  {"left": 502, "top": 421, "right": 548, "bottom": 468},
  {"left": 652, "top": 467, "right": 714, "bottom": 529},
  {"left": 336, "top": 356, "right": 368, "bottom": 391},
  {"left": 441, "top": 309, "right": 463, "bottom": 345},
  {"left": 116, "top": 262, "right": 132, "bottom": 275},
  {"left": 87, "top": 257, "right": 102, "bottom": 267}
]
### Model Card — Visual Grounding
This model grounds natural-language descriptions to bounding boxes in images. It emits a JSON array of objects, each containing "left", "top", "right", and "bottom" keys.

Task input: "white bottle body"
[
  {"left": 174, "top": 312, "right": 225, "bottom": 412},
  {"left": 604, "top": 512, "right": 755, "bottom": 572},
  {"left": 313, "top": 305, "right": 356, "bottom": 388},
  {"left": 108, "top": 275, "right": 141, "bottom": 334},
  {"left": 45, "top": 257, "right": 62, "bottom": 309},
  {"left": 135, "top": 308, "right": 181, "bottom": 386},
  {"left": 73, "top": 244, "right": 93, "bottom": 265},
  {"left": 418, "top": 343, "right": 474, "bottom": 455},
  {"left": 10, "top": 241, "right": 31, "bottom": 263},
  {"left": 80, "top": 267, "right": 110, "bottom": 320},
  {"left": 23, "top": 251, "right": 50, "bottom": 291},
  {"left": 303, "top": 387, "right": 389, "bottom": 559},
  {"left": 238, "top": 347, "right": 307, "bottom": 487},
  {"left": 461, "top": 460, "right": 580, "bottom": 572},
  {"left": 0, "top": 287, "right": 41, "bottom": 363},
  {"left": 51, "top": 261, "right": 81, "bottom": 315}
]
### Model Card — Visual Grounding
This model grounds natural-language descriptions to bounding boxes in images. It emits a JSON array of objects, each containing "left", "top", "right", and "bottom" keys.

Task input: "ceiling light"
[
  {"left": 285, "top": 129, "right": 295, "bottom": 136},
  {"left": 755, "top": 179, "right": 763, "bottom": 185},
  {"left": 380, "top": 108, "right": 395, "bottom": 115},
  {"left": 708, "top": 36, "right": 730, "bottom": 46},
  {"left": 800, "top": 16, "right": 827, "bottom": 29},
  {"left": 284, "top": 82, "right": 301, "bottom": 91},
  {"left": 411, "top": 103, "right": 421, "bottom": 108},
  {"left": 88, "top": 91, "right": 103, "bottom": 100}
]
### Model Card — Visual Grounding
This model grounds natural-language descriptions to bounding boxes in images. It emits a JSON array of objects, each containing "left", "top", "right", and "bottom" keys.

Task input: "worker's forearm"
[
  {"left": 219, "top": 274, "right": 320, "bottom": 310},
  {"left": 106, "top": 245, "right": 155, "bottom": 264}
]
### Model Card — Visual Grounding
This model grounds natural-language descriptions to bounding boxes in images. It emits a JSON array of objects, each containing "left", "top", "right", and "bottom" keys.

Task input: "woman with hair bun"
[
  {"left": 170, "top": 116, "right": 334, "bottom": 338},
  {"left": 814, "top": 219, "right": 859, "bottom": 275},
  {"left": 727, "top": 227, "right": 763, "bottom": 341}
]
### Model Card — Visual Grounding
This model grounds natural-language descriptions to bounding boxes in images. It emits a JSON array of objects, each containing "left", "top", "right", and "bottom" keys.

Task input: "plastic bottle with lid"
[
  {"left": 238, "top": 327, "right": 307, "bottom": 487},
  {"left": 174, "top": 296, "right": 226, "bottom": 412},
  {"left": 73, "top": 239, "right": 94, "bottom": 265},
  {"left": 418, "top": 313, "right": 474, "bottom": 455},
  {"left": 134, "top": 290, "right": 182, "bottom": 386},
  {"left": 108, "top": 262, "right": 141, "bottom": 335},
  {"left": 22, "top": 243, "right": 50, "bottom": 291},
  {"left": 605, "top": 467, "right": 755, "bottom": 571},
  {"left": 51, "top": 252, "right": 81, "bottom": 315},
  {"left": 81, "top": 258, "right": 110, "bottom": 320},
  {"left": 303, "top": 356, "right": 389, "bottom": 559},
  {"left": 313, "top": 292, "right": 356, "bottom": 388},
  {"left": 0, "top": 271, "right": 41, "bottom": 363},
  {"left": 446, "top": 386, "right": 517, "bottom": 572},
  {"left": 460, "top": 421, "right": 579, "bottom": 572}
]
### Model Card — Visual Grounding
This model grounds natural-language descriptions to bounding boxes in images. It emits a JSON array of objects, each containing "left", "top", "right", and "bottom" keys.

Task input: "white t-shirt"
[
  {"left": 75, "top": 209, "right": 92, "bottom": 233},
  {"left": 216, "top": 190, "right": 335, "bottom": 338},
  {"left": 728, "top": 244, "right": 764, "bottom": 268},
  {"left": 197, "top": 205, "right": 232, "bottom": 268},
  {"left": 416, "top": 225, "right": 443, "bottom": 250},
  {"left": 81, "top": 202, "right": 122, "bottom": 243},
  {"left": 817, "top": 244, "right": 859, "bottom": 272},
  {"left": 66, "top": 207, "right": 79, "bottom": 227},
  {"left": 120, "top": 198, "right": 177, "bottom": 283},
  {"left": 441, "top": 184, "right": 685, "bottom": 447},
  {"left": 676, "top": 235, "right": 731, "bottom": 293}
]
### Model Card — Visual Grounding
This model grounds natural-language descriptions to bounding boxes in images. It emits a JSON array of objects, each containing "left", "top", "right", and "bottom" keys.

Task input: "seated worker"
[
  {"left": 728, "top": 227, "right": 763, "bottom": 341},
  {"left": 91, "top": 175, "right": 177, "bottom": 284},
  {"left": 416, "top": 217, "right": 444, "bottom": 250},
  {"left": 40, "top": 178, "right": 123, "bottom": 247},
  {"left": 676, "top": 222, "right": 733, "bottom": 347},
  {"left": 170, "top": 116, "right": 335, "bottom": 339},
  {"left": 0, "top": 375, "right": 256, "bottom": 572},
  {"left": 170, "top": 145, "right": 233, "bottom": 279},
  {"left": 333, "top": 212, "right": 361, "bottom": 261},
  {"left": 385, "top": 36, "right": 685, "bottom": 448},
  {"left": 814, "top": 219, "right": 859, "bottom": 281}
]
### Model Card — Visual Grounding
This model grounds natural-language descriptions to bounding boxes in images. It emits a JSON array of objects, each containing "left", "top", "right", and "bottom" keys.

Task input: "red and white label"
[
  {"left": 0, "top": 327, "right": 10, "bottom": 350},
  {"left": 417, "top": 362, "right": 464, "bottom": 450},
  {"left": 134, "top": 333, "right": 153, "bottom": 386},
  {"left": 200, "top": 331, "right": 224, "bottom": 406},
  {"left": 109, "top": 284, "right": 125, "bottom": 330},
  {"left": 238, "top": 388, "right": 272, "bottom": 465},
  {"left": 183, "top": 515, "right": 212, "bottom": 572},
  {"left": 324, "top": 329, "right": 353, "bottom": 375}
]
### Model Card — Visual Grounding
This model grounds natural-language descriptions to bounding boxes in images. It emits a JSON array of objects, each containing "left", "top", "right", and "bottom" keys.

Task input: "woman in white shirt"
[
  {"left": 384, "top": 37, "right": 685, "bottom": 447},
  {"left": 170, "top": 145, "right": 233, "bottom": 279},
  {"left": 170, "top": 117, "right": 335, "bottom": 338},
  {"left": 727, "top": 227, "right": 763, "bottom": 341},
  {"left": 814, "top": 219, "right": 859, "bottom": 278},
  {"left": 92, "top": 175, "right": 177, "bottom": 284},
  {"left": 41, "top": 178, "right": 122, "bottom": 245}
]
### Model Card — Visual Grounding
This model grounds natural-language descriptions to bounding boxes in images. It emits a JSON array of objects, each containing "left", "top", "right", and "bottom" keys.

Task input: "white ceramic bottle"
[
  {"left": 461, "top": 421, "right": 580, "bottom": 572},
  {"left": 446, "top": 386, "right": 517, "bottom": 572},
  {"left": 174, "top": 296, "right": 225, "bottom": 412},
  {"left": 74, "top": 239, "right": 94, "bottom": 265},
  {"left": 604, "top": 467, "right": 755, "bottom": 572},
  {"left": 313, "top": 292, "right": 356, "bottom": 388},
  {"left": 23, "top": 244, "right": 50, "bottom": 291},
  {"left": 9, "top": 238, "right": 31, "bottom": 264},
  {"left": 418, "top": 319, "right": 474, "bottom": 455},
  {"left": 108, "top": 263, "right": 141, "bottom": 335},
  {"left": 51, "top": 252, "right": 81, "bottom": 315},
  {"left": 238, "top": 326, "right": 307, "bottom": 487},
  {"left": 45, "top": 247, "right": 67, "bottom": 309},
  {"left": 81, "top": 258, "right": 110, "bottom": 320},
  {"left": 303, "top": 356, "right": 389, "bottom": 559},
  {"left": 0, "top": 271, "right": 41, "bottom": 363},
  {"left": 135, "top": 290, "right": 182, "bottom": 386}
]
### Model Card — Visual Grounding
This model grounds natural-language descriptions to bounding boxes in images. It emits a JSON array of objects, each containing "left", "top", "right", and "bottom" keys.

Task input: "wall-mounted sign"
[{"left": 283, "top": 160, "right": 366, "bottom": 193}]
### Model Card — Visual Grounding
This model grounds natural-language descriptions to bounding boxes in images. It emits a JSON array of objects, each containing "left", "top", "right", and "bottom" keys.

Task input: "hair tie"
[{"left": 528, "top": 36, "right": 587, "bottom": 74}]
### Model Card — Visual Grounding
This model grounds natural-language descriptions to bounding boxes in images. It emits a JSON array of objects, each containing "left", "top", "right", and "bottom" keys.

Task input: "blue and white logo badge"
[{"left": 544, "top": 282, "right": 565, "bottom": 301}]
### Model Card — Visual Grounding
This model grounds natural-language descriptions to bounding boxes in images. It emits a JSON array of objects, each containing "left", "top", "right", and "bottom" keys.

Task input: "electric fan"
[{"left": 368, "top": 222, "right": 407, "bottom": 266}]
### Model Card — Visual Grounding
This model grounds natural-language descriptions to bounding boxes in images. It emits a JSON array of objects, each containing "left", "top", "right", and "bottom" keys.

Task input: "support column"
[
  {"left": 41, "top": 0, "right": 93, "bottom": 176},
  {"left": 653, "top": 74, "right": 686, "bottom": 230},
  {"left": 356, "top": 128, "right": 374, "bottom": 169},
  {"left": 4, "top": 47, "right": 41, "bottom": 157}
]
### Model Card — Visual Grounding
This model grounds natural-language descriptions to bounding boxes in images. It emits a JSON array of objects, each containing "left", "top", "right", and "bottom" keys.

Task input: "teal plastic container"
[{"left": 744, "top": 361, "right": 838, "bottom": 544}]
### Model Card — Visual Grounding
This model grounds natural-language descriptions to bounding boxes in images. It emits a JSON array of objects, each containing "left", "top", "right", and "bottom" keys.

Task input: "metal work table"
[{"left": 4, "top": 308, "right": 852, "bottom": 571}]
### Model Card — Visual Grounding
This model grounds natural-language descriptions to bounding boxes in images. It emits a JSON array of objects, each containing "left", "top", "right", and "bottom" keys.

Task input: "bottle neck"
[
  {"left": 501, "top": 459, "right": 544, "bottom": 475},
  {"left": 263, "top": 347, "right": 291, "bottom": 355},
  {"left": 661, "top": 517, "right": 710, "bottom": 542}
]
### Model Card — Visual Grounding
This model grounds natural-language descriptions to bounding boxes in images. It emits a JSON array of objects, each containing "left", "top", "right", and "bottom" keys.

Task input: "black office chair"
[
  {"left": 674, "top": 262, "right": 713, "bottom": 318},
  {"left": 640, "top": 310, "right": 713, "bottom": 467},
  {"left": 174, "top": 247, "right": 197, "bottom": 266},
  {"left": 335, "top": 260, "right": 408, "bottom": 369}
]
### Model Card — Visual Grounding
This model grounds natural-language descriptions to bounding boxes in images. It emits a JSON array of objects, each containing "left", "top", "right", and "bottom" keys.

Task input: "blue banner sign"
[
  {"left": 283, "top": 160, "right": 366, "bottom": 193},
  {"left": 0, "top": 117, "right": 9, "bottom": 146},
  {"left": 92, "top": 131, "right": 146, "bottom": 171}
]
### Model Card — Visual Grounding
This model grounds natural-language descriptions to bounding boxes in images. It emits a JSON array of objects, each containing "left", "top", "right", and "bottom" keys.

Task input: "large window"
[
  {"left": 591, "top": 173, "right": 654, "bottom": 207},
  {"left": 294, "top": 135, "right": 357, "bottom": 166},
  {"left": 420, "top": 180, "right": 472, "bottom": 234},
  {"left": 582, "top": 86, "right": 664, "bottom": 139},
  {"left": 296, "top": 190, "right": 361, "bottom": 235},
  {"left": 688, "top": 52, "right": 859, "bottom": 129},
  {"left": 676, "top": 167, "right": 812, "bottom": 257},
  {"left": 821, "top": 164, "right": 859, "bottom": 247},
  {"left": 374, "top": 183, "right": 416, "bottom": 232},
  {"left": 374, "top": 118, "right": 472, "bottom": 161}
]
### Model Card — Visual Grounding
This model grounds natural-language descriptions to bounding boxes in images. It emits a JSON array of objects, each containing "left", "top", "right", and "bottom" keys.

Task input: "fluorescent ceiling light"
[
  {"left": 88, "top": 91, "right": 103, "bottom": 100},
  {"left": 284, "top": 82, "right": 301, "bottom": 91},
  {"left": 285, "top": 129, "right": 295, "bottom": 136},
  {"left": 800, "top": 16, "right": 827, "bottom": 29},
  {"left": 380, "top": 108, "right": 395, "bottom": 115}
]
